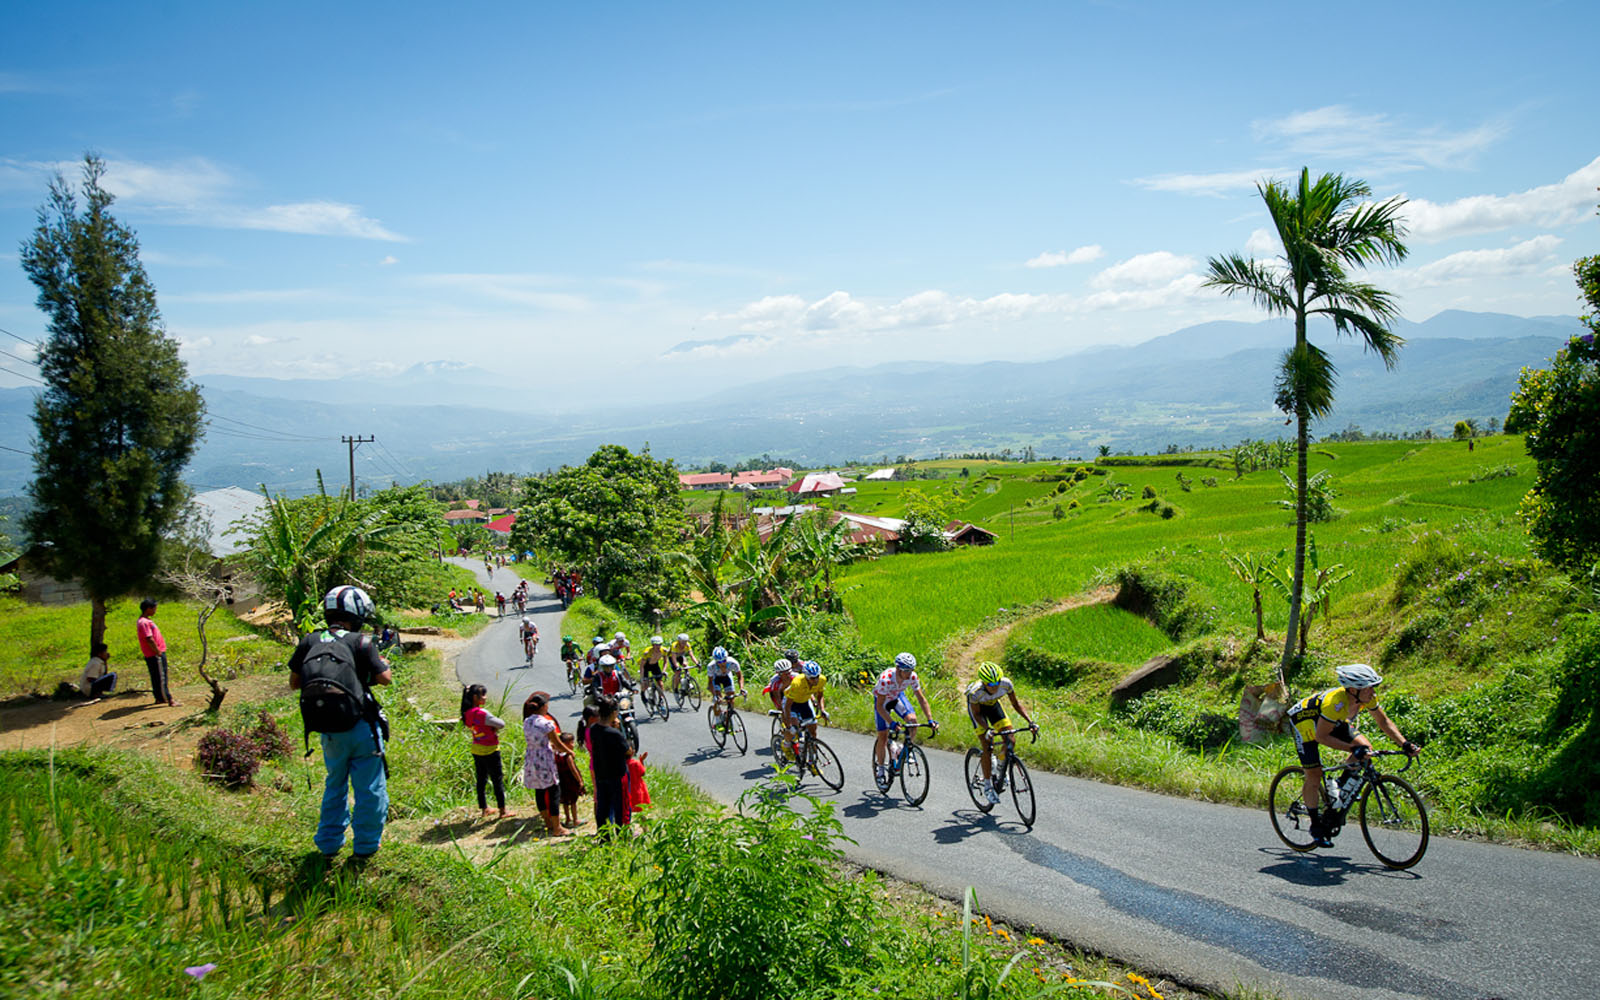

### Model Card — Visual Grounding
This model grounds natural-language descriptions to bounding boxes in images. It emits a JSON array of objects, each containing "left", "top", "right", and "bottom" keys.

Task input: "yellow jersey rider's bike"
[
  {"left": 768, "top": 710, "right": 844, "bottom": 792},
  {"left": 1269, "top": 749, "right": 1429, "bottom": 869},
  {"left": 964, "top": 725, "right": 1038, "bottom": 828}
]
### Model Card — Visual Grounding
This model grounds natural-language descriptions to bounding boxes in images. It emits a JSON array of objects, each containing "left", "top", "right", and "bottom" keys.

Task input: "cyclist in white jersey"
[
  {"left": 706, "top": 646, "right": 745, "bottom": 724},
  {"left": 872, "top": 652, "right": 937, "bottom": 782}
]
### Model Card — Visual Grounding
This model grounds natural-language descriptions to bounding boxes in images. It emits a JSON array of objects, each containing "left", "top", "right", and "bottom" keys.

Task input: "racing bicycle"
[
  {"left": 706, "top": 689, "right": 748, "bottom": 754},
  {"left": 639, "top": 673, "right": 672, "bottom": 721},
  {"left": 769, "top": 709, "right": 843, "bottom": 791},
  {"left": 872, "top": 720, "right": 935, "bottom": 806},
  {"left": 1268, "top": 749, "right": 1429, "bottom": 870},
  {"left": 672, "top": 665, "right": 702, "bottom": 711},
  {"left": 964, "top": 725, "right": 1038, "bottom": 828}
]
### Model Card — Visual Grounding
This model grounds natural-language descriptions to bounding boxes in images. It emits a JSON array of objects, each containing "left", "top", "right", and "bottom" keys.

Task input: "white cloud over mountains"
[
  {"left": 0, "top": 156, "right": 407, "bottom": 242},
  {"left": 1399, "top": 234, "right": 1565, "bottom": 288},
  {"left": 1401, "top": 156, "right": 1600, "bottom": 242},
  {"left": 1255, "top": 105, "right": 1505, "bottom": 172}
]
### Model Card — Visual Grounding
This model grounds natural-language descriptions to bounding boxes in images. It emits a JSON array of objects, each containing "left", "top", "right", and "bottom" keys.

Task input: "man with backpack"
[{"left": 289, "top": 585, "right": 392, "bottom": 861}]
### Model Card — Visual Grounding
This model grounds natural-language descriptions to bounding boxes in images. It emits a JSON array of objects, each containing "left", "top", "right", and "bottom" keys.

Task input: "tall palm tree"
[{"left": 1204, "top": 168, "right": 1408, "bottom": 684}]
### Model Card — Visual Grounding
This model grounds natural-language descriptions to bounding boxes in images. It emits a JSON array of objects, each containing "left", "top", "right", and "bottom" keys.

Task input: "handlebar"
[{"left": 991, "top": 726, "right": 1040, "bottom": 745}]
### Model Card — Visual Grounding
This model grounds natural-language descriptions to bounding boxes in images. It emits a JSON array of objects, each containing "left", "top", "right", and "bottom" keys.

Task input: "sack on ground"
[{"left": 1239, "top": 681, "right": 1289, "bottom": 743}]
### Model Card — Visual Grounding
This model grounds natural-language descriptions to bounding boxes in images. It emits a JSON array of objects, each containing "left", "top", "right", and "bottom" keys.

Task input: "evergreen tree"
[{"left": 19, "top": 155, "right": 205, "bottom": 651}]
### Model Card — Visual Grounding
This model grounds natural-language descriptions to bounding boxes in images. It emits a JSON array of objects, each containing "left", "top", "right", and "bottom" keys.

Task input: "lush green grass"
[
  {"left": 1011, "top": 605, "right": 1174, "bottom": 666},
  {"left": 0, "top": 596, "right": 280, "bottom": 699}
]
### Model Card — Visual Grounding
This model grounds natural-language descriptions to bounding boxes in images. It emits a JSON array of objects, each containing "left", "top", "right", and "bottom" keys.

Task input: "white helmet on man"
[
  {"left": 599, "top": 654, "right": 617, "bottom": 669},
  {"left": 324, "top": 585, "right": 374, "bottom": 624},
  {"left": 650, "top": 636, "right": 664, "bottom": 646},
  {"left": 893, "top": 652, "right": 917, "bottom": 671},
  {"left": 676, "top": 632, "right": 690, "bottom": 642},
  {"left": 1336, "top": 663, "right": 1383, "bottom": 689},
  {"left": 615, "top": 631, "right": 627, "bottom": 641}
]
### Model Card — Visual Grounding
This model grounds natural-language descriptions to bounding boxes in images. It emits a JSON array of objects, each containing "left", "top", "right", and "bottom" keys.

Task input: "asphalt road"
[{"left": 448, "top": 561, "right": 1598, "bottom": 1000}]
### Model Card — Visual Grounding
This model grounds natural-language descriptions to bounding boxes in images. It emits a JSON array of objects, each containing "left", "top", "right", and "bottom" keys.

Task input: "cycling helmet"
[
  {"left": 802, "top": 660, "right": 822, "bottom": 679},
  {"left": 615, "top": 631, "right": 627, "bottom": 641},
  {"left": 323, "top": 585, "right": 374, "bottom": 623},
  {"left": 522, "top": 616, "right": 533, "bottom": 626},
  {"left": 711, "top": 646, "right": 728, "bottom": 662},
  {"left": 976, "top": 661, "right": 1003, "bottom": 685},
  {"left": 783, "top": 648, "right": 801, "bottom": 662},
  {"left": 599, "top": 654, "right": 617, "bottom": 668},
  {"left": 894, "top": 652, "right": 917, "bottom": 671},
  {"left": 562, "top": 635, "right": 572, "bottom": 641},
  {"left": 773, "top": 658, "right": 791, "bottom": 673},
  {"left": 1336, "top": 663, "right": 1383, "bottom": 689},
  {"left": 650, "top": 636, "right": 663, "bottom": 646},
  {"left": 592, "top": 636, "right": 604, "bottom": 645},
  {"left": 676, "top": 632, "right": 690, "bottom": 642}
]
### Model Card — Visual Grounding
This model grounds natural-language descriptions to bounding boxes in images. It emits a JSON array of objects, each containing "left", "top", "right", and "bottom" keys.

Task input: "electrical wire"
[
  {"left": 206, "top": 411, "right": 327, "bottom": 442},
  {"left": 0, "top": 443, "right": 33, "bottom": 456},
  {"left": 373, "top": 437, "right": 416, "bottom": 479},
  {"left": 0, "top": 349, "right": 37, "bottom": 368},
  {"left": 0, "top": 326, "right": 37, "bottom": 347},
  {"left": 0, "top": 365, "right": 44, "bottom": 386}
]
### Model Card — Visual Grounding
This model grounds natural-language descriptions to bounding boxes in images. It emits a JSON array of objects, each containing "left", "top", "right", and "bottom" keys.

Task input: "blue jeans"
[{"left": 316, "top": 724, "right": 388, "bottom": 856}]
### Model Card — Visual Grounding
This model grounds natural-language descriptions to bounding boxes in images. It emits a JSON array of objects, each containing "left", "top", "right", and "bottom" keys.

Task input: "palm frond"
[
  {"left": 1274, "top": 342, "right": 1338, "bottom": 419},
  {"left": 1203, "top": 254, "right": 1292, "bottom": 314}
]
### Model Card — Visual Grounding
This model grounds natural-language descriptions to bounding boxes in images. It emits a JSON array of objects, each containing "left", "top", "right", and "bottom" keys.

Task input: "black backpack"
[{"left": 298, "top": 630, "right": 368, "bottom": 750}]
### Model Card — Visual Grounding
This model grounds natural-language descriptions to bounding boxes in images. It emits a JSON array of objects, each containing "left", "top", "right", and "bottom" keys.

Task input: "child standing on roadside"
[{"left": 461, "top": 684, "right": 513, "bottom": 820}]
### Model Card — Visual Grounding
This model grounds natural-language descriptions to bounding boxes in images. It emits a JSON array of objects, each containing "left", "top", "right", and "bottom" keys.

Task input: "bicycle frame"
[{"left": 1324, "top": 749, "right": 1415, "bottom": 813}]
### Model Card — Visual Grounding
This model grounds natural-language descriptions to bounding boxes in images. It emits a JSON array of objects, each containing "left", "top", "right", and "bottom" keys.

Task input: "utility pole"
[{"left": 341, "top": 435, "right": 374, "bottom": 499}]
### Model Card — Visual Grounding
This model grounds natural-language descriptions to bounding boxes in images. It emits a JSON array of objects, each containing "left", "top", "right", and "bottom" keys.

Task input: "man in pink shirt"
[{"left": 136, "top": 599, "right": 178, "bottom": 706}]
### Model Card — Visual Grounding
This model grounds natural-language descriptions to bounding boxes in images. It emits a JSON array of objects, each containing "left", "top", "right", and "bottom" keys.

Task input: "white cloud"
[
  {"left": 803, "top": 291, "right": 874, "bottom": 331},
  {"left": 1091, "top": 251, "right": 1199, "bottom": 290},
  {"left": 164, "top": 288, "right": 326, "bottom": 305},
  {"left": 1083, "top": 273, "right": 1207, "bottom": 312},
  {"left": 1401, "top": 156, "right": 1600, "bottom": 242},
  {"left": 230, "top": 201, "right": 406, "bottom": 241},
  {"left": 1244, "top": 228, "right": 1278, "bottom": 257},
  {"left": 709, "top": 294, "right": 806, "bottom": 332},
  {"left": 1401, "top": 235, "right": 1564, "bottom": 288},
  {"left": 1025, "top": 245, "right": 1104, "bottom": 268},
  {"left": 1132, "top": 168, "right": 1288, "bottom": 197},
  {"left": 98, "top": 157, "right": 239, "bottom": 208},
  {"left": 1254, "top": 105, "right": 1505, "bottom": 172},
  {"left": 244, "top": 333, "right": 295, "bottom": 346},
  {"left": 380, "top": 255, "right": 399, "bottom": 266}
]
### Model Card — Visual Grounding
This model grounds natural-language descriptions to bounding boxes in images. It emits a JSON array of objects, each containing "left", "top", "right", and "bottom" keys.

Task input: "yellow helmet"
[{"left": 976, "top": 661, "right": 1003, "bottom": 685}]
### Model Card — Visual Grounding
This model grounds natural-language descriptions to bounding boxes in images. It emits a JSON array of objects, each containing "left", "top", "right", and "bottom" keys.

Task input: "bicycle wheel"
[
  {"left": 964, "top": 748, "right": 994, "bottom": 813},
  {"left": 656, "top": 686, "right": 671, "bottom": 720},
  {"left": 1267, "top": 766, "right": 1317, "bottom": 852},
  {"left": 624, "top": 718, "right": 641, "bottom": 753},
  {"left": 900, "top": 744, "right": 930, "bottom": 806},
  {"left": 686, "top": 677, "right": 702, "bottom": 711},
  {"left": 771, "top": 731, "right": 793, "bottom": 770},
  {"left": 641, "top": 684, "right": 658, "bottom": 716},
  {"left": 1360, "top": 775, "right": 1429, "bottom": 870},
  {"left": 1008, "top": 758, "right": 1036, "bottom": 828},
  {"left": 566, "top": 664, "right": 578, "bottom": 696},
  {"left": 810, "top": 738, "right": 844, "bottom": 792},
  {"left": 729, "top": 711, "right": 747, "bottom": 754},
  {"left": 708, "top": 705, "right": 726, "bottom": 749}
]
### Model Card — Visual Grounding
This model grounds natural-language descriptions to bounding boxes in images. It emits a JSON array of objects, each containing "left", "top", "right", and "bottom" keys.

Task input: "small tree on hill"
[
  {"left": 19, "top": 154, "right": 205, "bottom": 653},
  {"left": 1506, "top": 221, "right": 1600, "bottom": 574}
]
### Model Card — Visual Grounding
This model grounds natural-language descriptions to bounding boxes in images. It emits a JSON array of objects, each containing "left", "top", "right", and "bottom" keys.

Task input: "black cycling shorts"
[{"left": 1293, "top": 721, "right": 1352, "bottom": 768}]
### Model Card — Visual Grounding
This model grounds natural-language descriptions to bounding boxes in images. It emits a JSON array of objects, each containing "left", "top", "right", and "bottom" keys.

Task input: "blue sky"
[{"left": 1, "top": 1, "right": 1596, "bottom": 391}]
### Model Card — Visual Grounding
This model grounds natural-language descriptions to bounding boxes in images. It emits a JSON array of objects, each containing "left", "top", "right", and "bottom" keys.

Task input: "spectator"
[
  {"left": 521, "top": 691, "right": 570, "bottom": 837},
  {"left": 461, "top": 683, "right": 512, "bottom": 820},
  {"left": 78, "top": 642, "right": 116, "bottom": 698},
  {"left": 136, "top": 599, "right": 178, "bottom": 706},
  {"left": 288, "top": 585, "right": 392, "bottom": 861},
  {"left": 624, "top": 750, "right": 652, "bottom": 823},
  {"left": 588, "top": 697, "right": 633, "bottom": 837}
]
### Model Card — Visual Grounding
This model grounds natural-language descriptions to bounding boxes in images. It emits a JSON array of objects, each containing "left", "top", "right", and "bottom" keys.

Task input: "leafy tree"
[
  {"left": 1264, "top": 535, "right": 1353, "bottom": 656},
  {"left": 1224, "top": 548, "right": 1284, "bottom": 641},
  {"left": 1205, "top": 168, "right": 1407, "bottom": 684},
  {"left": 19, "top": 155, "right": 205, "bottom": 651},
  {"left": 1505, "top": 242, "right": 1600, "bottom": 573},
  {"left": 513, "top": 445, "right": 685, "bottom": 610},
  {"left": 1274, "top": 469, "right": 1339, "bottom": 523}
]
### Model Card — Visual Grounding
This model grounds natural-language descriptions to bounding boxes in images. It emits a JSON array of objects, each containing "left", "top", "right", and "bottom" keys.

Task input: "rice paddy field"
[{"left": 835, "top": 435, "right": 1535, "bottom": 661}]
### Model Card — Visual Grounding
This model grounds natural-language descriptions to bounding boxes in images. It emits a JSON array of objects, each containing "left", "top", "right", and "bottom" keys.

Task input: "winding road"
[{"left": 450, "top": 560, "right": 1597, "bottom": 1000}]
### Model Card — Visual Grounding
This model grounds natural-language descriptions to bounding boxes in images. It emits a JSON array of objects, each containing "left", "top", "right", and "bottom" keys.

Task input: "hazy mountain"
[{"left": 0, "top": 310, "right": 1581, "bottom": 495}]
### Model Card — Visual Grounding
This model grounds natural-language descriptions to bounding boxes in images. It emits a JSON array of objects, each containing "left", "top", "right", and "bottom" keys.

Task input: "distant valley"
[{"left": 0, "top": 310, "right": 1579, "bottom": 496}]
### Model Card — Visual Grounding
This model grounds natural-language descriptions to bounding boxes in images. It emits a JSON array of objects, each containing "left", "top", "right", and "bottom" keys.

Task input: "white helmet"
[
  {"left": 773, "top": 658, "right": 791, "bottom": 672},
  {"left": 711, "top": 646, "right": 728, "bottom": 662},
  {"left": 599, "top": 654, "right": 617, "bottom": 668},
  {"left": 894, "top": 652, "right": 917, "bottom": 671},
  {"left": 324, "top": 585, "right": 374, "bottom": 623},
  {"left": 522, "top": 616, "right": 533, "bottom": 626},
  {"left": 676, "top": 633, "right": 690, "bottom": 642},
  {"left": 650, "top": 636, "right": 664, "bottom": 646},
  {"left": 615, "top": 631, "right": 627, "bottom": 640},
  {"left": 1336, "top": 663, "right": 1383, "bottom": 689}
]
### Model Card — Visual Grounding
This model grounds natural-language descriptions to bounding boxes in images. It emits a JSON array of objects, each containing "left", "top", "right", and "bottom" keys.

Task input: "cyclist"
[
  {"left": 706, "top": 646, "right": 745, "bottom": 726},
  {"left": 513, "top": 589, "right": 526, "bottom": 615},
  {"left": 518, "top": 616, "right": 539, "bottom": 660},
  {"left": 782, "top": 659, "right": 829, "bottom": 745},
  {"left": 610, "top": 631, "right": 632, "bottom": 664},
  {"left": 872, "top": 652, "right": 937, "bottom": 784},
  {"left": 585, "top": 636, "right": 606, "bottom": 671},
  {"left": 560, "top": 634, "right": 581, "bottom": 682},
  {"left": 669, "top": 633, "right": 699, "bottom": 693},
  {"left": 637, "top": 636, "right": 670, "bottom": 704},
  {"left": 583, "top": 654, "right": 635, "bottom": 707},
  {"left": 495, "top": 592, "right": 506, "bottom": 617},
  {"left": 765, "top": 655, "right": 800, "bottom": 714},
  {"left": 965, "top": 661, "right": 1038, "bottom": 804},
  {"left": 1287, "top": 663, "right": 1419, "bottom": 848}
]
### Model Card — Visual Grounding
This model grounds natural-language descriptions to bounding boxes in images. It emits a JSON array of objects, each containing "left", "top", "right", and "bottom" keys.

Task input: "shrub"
[
  {"left": 1003, "top": 638, "right": 1097, "bottom": 687},
  {"left": 194, "top": 728, "right": 263, "bottom": 787},
  {"left": 1109, "top": 563, "right": 1216, "bottom": 641},
  {"left": 634, "top": 782, "right": 876, "bottom": 1000},
  {"left": 1202, "top": 477, "right": 1218, "bottom": 488},
  {"left": 1141, "top": 485, "right": 1158, "bottom": 499},
  {"left": 1160, "top": 504, "right": 1177, "bottom": 520},
  {"left": 1112, "top": 689, "right": 1236, "bottom": 751},
  {"left": 1067, "top": 499, "right": 1080, "bottom": 509},
  {"left": 1052, "top": 503, "right": 1064, "bottom": 520},
  {"left": 1468, "top": 463, "right": 1519, "bottom": 483},
  {"left": 250, "top": 710, "right": 294, "bottom": 759}
]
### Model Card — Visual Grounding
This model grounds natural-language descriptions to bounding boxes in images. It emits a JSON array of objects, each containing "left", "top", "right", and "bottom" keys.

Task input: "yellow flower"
[
  {"left": 1027, "top": 937, "right": 1047, "bottom": 946},
  {"left": 996, "top": 928, "right": 1010, "bottom": 940}
]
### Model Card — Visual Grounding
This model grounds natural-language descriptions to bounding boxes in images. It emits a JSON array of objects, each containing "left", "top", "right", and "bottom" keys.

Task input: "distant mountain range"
[{"left": 0, "top": 310, "right": 1581, "bottom": 496}]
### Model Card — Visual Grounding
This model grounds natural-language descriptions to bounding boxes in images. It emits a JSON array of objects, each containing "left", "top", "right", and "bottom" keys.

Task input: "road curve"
[{"left": 447, "top": 560, "right": 1597, "bottom": 1000}]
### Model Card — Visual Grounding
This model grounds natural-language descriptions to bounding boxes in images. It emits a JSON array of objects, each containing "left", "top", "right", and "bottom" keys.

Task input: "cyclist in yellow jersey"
[
  {"left": 668, "top": 633, "right": 698, "bottom": 692},
  {"left": 782, "top": 660, "right": 829, "bottom": 741},
  {"left": 637, "top": 636, "right": 670, "bottom": 700},
  {"left": 1287, "top": 663, "right": 1418, "bottom": 847},
  {"left": 965, "top": 661, "right": 1037, "bottom": 805}
]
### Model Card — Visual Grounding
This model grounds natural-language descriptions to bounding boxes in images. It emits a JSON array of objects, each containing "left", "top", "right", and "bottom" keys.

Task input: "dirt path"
[{"left": 943, "top": 586, "right": 1117, "bottom": 686}]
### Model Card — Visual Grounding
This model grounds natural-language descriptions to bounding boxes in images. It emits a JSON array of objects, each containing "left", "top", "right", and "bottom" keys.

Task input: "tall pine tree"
[{"left": 20, "top": 155, "right": 205, "bottom": 652}]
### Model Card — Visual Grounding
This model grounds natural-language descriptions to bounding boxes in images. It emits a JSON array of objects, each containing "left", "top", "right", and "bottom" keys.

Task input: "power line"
[
  {"left": 0, "top": 365, "right": 44, "bottom": 386},
  {"left": 0, "top": 443, "right": 32, "bottom": 457},
  {"left": 206, "top": 411, "right": 326, "bottom": 442},
  {"left": 0, "top": 349, "right": 38, "bottom": 368},
  {"left": 373, "top": 436, "right": 416, "bottom": 479},
  {"left": 0, "top": 326, "right": 37, "bottom": 347}
]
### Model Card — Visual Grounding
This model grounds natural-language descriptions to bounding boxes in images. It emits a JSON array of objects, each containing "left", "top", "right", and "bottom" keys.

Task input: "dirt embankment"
[{"left": 942, "top": 586, "right": 1117, "bottom": 686}]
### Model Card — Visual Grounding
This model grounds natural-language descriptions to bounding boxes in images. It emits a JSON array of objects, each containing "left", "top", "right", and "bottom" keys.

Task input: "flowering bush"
[
  {"left": 249, "top": 711, "right": 294, "bottom": 760},
  {"left": 194, "top": 727, "right": 263, "bottom": 787}
]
